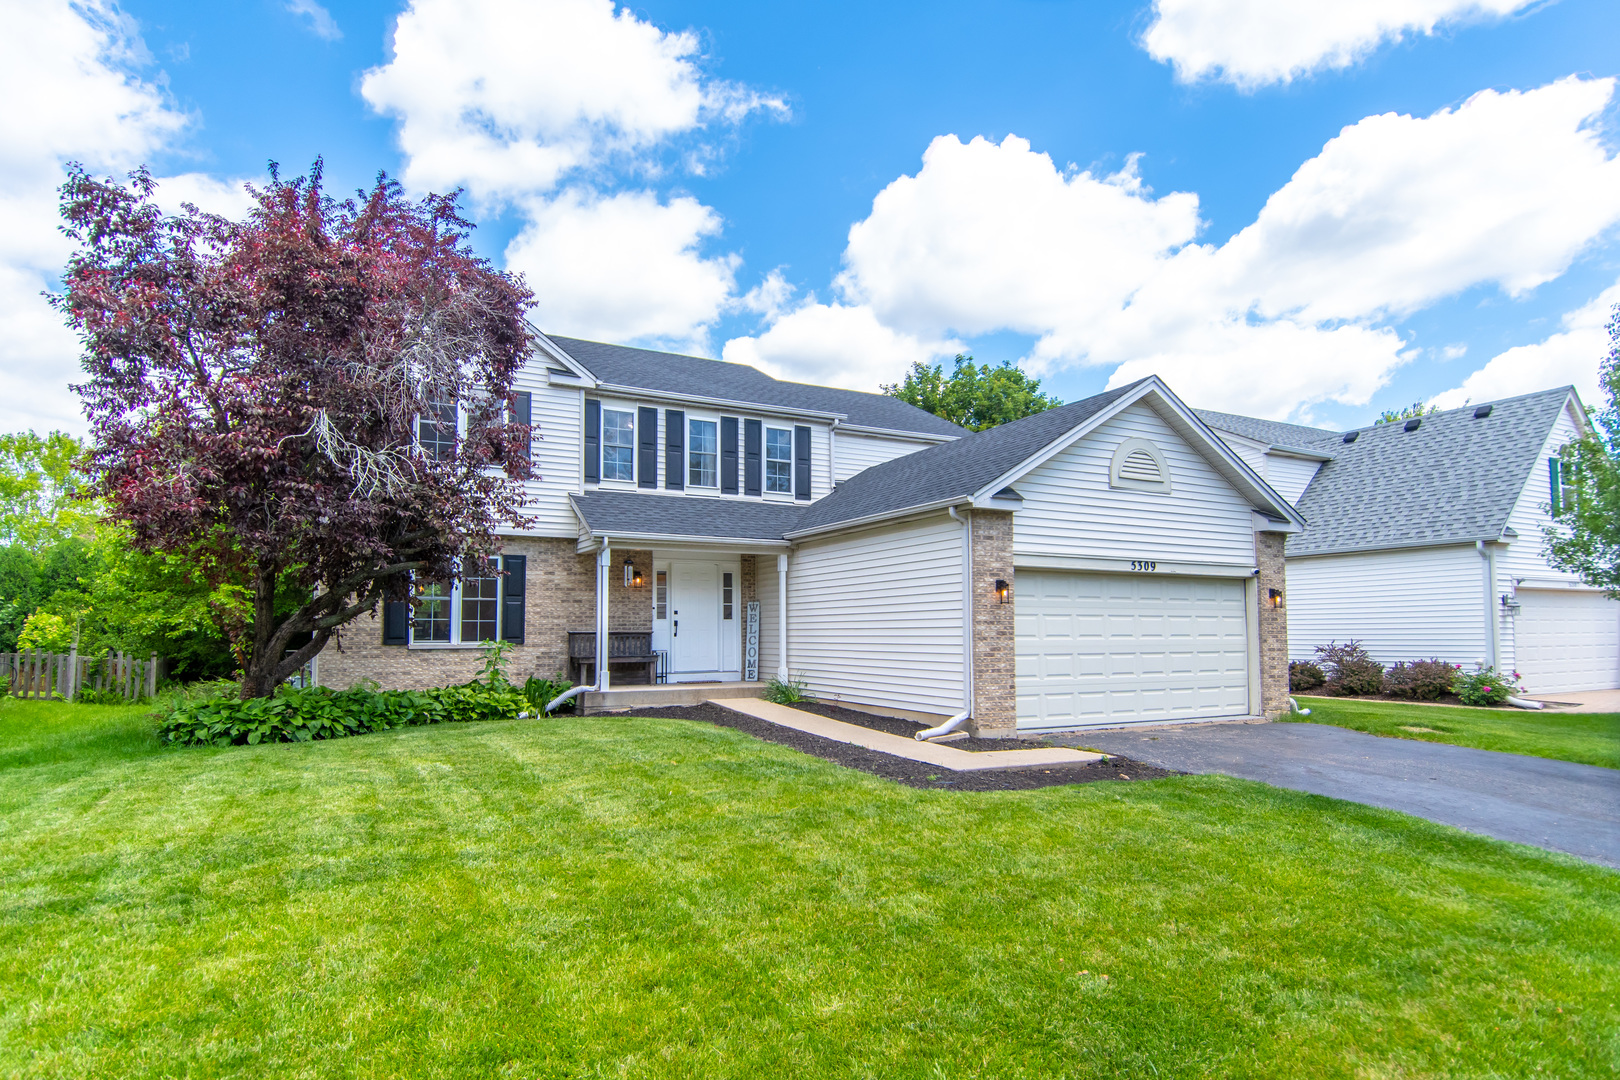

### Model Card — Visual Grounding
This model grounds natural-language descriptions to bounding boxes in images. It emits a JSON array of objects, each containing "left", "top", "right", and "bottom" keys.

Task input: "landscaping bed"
[{"left": 615, "top": 702, "right": 1177, "bottom": 789}]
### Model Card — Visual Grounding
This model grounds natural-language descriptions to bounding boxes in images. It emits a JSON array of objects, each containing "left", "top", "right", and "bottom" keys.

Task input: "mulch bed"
[
  {"left": 789, "top": 700, "right": 1056, "bottom": 751},
  {"left": 609, "top": 702, "right": 1181, "bottom": 791}
]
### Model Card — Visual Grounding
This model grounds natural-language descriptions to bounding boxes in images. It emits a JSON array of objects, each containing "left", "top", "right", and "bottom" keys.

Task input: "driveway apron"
[{"left": 1052, "top": 722, "right": 1619, "bottom": 868}]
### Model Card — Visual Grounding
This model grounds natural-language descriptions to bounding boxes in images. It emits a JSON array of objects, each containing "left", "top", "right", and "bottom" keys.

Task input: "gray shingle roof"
[
  {"left": 571, "top": 491, "right": 805, "bottom": 542},
  {"left": 1195, "top": 409, "right": 1341, "bottom": 451},
  {"left": 1283, "top": 386, "right": 1575, "bottom": 557},
  {"left": 548, "top": 335, "right": 967, "bottom": 438},
  {"left": 790, "top": 381, "right": 1147, "bottom": 533}
]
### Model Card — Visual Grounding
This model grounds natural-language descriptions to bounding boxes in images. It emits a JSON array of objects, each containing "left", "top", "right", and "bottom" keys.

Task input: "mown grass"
[
  {"left": 1291, "top": 695, "right": 1620, "bottom": 768},
  {"left": 0, "top": 698, "right": 1616, "bottom": 1079}
]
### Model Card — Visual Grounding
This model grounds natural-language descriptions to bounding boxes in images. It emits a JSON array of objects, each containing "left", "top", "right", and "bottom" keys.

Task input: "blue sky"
[{"left": 4, "top": 0, "right": 1619, "bottom": 434}]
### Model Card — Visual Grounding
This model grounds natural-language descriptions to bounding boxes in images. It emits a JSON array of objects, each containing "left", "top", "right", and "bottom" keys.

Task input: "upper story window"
[
  {"left": 689, "top": 419, "right": 718, "bottom": 488},
  {"left": 602, "top": 408, "right": 635, "bottom": 481},
  {"left": 765, "top": 427, "right": 793, "bottom": 494},
  {"left": 1550, "top": 456, "right": 1578, "bottom": 514},
  {"left": 419, "top": 397, "right": 457, "bottom": 461}
]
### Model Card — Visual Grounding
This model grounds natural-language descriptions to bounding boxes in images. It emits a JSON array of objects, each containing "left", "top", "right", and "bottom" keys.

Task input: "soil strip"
[{"left": 787, "top": 700, "right": 1058, "bottom": 751}]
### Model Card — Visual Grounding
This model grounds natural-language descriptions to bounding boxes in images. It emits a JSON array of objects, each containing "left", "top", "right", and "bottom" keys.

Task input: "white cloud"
[
  {"left": 733, "top": 77, "right": 1620, "bottom": 419},
  {"left": 1141, "top": 0, "right": 1535, "bottom": 89},
  {"left": 150, "top": 172, "right": 258, "bottom": 220},
  {"left": 722, "top": 303, "right": 961, "bottom": 392},
  {"left": 1430, "top": 282, "right": 1620, "bottom": 410},
  {"left": 0, "top": 0, "right": 191, "bottom": 435},
  {"left": 360, "top": 0, "right": 785, "bottom": 203},
  {"left": 505, "top": 188, "right": 739, "bottom": 350},
  {"left": 286, "top": 0, "right": 341, "bottom": 41}
]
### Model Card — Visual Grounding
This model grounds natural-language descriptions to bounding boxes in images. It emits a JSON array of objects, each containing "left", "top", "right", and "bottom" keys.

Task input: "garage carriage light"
[
  {"left": 623, "top": 557, "right": 644, "bottom": 589},
  {"left": 1267, "top": 588, "right": 1284, "bottom": 609},
  {"left": 995, "top": 579, "right": 1012, "bottom": 605},
  {"left": 1501, "top": 593, "right": 1522, "bottom": 615}
]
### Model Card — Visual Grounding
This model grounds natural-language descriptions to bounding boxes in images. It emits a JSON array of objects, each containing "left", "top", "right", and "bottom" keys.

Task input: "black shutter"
[
  {"left": 382, "top": 601, "right": 409, "bottom": 646},
  {"left": 501, "top": 554, "right": 526, "bottom": 644},
  {"left": 665, "top": 409, "right": 685, "bottom": 490},
  {"left": 638, "top": 406, "right": 659, "bottom": 489},
  {"left": 584, "top": 398, "right": 601, "bottom": 483},
  {"left": 794, "top": 424, "right": 812, "bottom": 501},
  {"left": 721, "top": 416, "right": 739, "bottom": 495},
  {"left": 744, "top": 419, "right": 762, "bottom": 496},
  {"left": 510, "top": 391, "right": 532, "bottom": 463}
]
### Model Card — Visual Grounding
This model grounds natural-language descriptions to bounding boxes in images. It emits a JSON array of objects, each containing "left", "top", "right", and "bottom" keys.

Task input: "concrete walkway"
[
  {"left": 715, "top": 699, "right": 1103, "bottom": 772},
  {"left": 1052, "top": 722, "right": 1619, "bottom": 868},
  {"left": 1529, "top": 689, "right": 1620, "bottom": 713}
]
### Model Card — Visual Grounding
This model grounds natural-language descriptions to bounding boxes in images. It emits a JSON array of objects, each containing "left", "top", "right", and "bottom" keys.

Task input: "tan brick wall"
[
  {"left": 317, "top": 538, "right": 652, "bottom": 691},
  {"left": 1256, "top": 531, "right": 1290, "bottom": 718},
  {"left": 970, "top": 511, "right": 1017, "bottom": 737}
]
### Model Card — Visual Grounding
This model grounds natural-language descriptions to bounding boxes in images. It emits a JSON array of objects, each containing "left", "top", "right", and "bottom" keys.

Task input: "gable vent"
[{"left": 1109, "top": 438, "right": 1172, "bottom": 493}]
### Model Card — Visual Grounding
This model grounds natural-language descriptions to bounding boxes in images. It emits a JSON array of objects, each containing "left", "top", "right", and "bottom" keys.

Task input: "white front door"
[{"left": 670, "top": 561, "right": 722, "bottom": 676}]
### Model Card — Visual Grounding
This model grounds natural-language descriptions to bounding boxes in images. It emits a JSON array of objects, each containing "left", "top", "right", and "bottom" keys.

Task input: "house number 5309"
[{"left": 1129, "top": 560, "right": 1158, "bottom": 572}]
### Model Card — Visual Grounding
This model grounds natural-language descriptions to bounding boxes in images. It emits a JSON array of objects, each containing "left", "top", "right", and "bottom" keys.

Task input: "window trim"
[
  {"left": 408, "top": 560, "right": 505, "bottom": 649},
  {"left": 764, "top": 426, "right": 794, "bottom": 495},
  {"left": 687, "top": 414, "right": 720, "bottom": 489},
  {"left": 601, "top": 406, "right": 637, "bottom": 483}
]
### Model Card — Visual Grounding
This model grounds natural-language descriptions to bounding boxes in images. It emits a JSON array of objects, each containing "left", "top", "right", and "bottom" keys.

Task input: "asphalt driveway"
[{"left": 1050, "top": 721, "right": 1619, "bottom": 868}]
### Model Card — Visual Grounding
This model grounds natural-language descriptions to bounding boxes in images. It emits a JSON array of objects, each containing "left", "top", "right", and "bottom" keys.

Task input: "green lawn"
[
  {"left": 1, "top": 701, "right": 1616, "bottom": 1079},
  {"left": 1290, "top": 696, "right": 1620, "bottom": 769}
]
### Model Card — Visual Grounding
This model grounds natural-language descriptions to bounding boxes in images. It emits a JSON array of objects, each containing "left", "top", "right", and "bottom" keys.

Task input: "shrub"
[
  {"left": 1383, "top": 659, "right": 1459, "bottom": 701},
  {"left": 1314, "top": 640, "right": 1385, "bottom": 697},
  {"left": 1288, "top": 661, "right": 1325, "bottom": 692},
  {"left": 521, "top": 675, "right": 575, "bottom": 714},
  {"left": 765, "top": 674, "right": 812, "bottom": 704},
  {"left": 1451, "top": 665, "right": 1523, "bottom": 707},
  {"left": 156, "top": 680, "right": 527, "bottom": 747}
]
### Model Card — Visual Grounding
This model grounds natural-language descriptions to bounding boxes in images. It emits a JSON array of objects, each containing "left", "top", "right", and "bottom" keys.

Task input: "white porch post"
[
  {"left": 777, "top": 553, "right": 789, "bottom": 682},
  {"left": 598, "top": 541, "right": 612, "bottom": 691}
]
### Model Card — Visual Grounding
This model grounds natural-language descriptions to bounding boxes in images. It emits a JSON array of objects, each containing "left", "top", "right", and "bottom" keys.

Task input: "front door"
[{"left": 670, "top": 561, "right": 722, "bottom": 676}]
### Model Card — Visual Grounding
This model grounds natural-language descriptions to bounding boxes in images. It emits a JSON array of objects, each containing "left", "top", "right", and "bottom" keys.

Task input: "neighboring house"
[
  {"left": 1199, "top": 386, "right": 1619, "bottom": 695},
  {"left": 320, "top": 334, "right": 1303, "bottom": 734}
]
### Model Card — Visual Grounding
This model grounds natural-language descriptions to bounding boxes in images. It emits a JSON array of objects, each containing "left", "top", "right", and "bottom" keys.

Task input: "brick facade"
[
  {"left": 969, "top": 510, "right": 1018, "bottom": 737},
  {"left": 317, "top": 538, "right": 653, "bottom": 691},
  {"left": 1255, "top": 530, "right": 1290, "bottom": 718}
]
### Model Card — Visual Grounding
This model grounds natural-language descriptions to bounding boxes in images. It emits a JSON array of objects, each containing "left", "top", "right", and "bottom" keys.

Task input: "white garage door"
[
  {"left": 1016, "top": 571, "right": 1251, "bottom": 731},
  {"left": 1515, "top": 589, "right": 1620, "bottom": 694}
]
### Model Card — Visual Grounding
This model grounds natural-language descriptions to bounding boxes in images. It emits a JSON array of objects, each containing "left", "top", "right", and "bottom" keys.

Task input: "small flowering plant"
[{"left": 1451, "top": 664, "right": 1523, "bottom": 706}]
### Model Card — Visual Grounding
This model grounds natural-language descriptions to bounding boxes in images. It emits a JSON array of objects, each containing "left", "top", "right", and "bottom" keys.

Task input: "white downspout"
[
  {"left": 829, "top": 418, "right": 840, "bottom": 486},
  {"left": 545, "top": 540, "right": 611, "bottom": 713},
  {"left": 777, "top": 552, "right": 789, "bottom": 682},
  {"left": 918, "top": 506, "right": 974, "bottom": 741},
  {"left": 1476, "top": 540, "right": 1500, "bottom": 669}
]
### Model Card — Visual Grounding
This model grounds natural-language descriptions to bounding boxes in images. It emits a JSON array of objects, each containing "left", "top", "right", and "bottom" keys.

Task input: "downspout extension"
[
  {"left": 921, "top": 505, "right": 974, "bottom": 741},
  {"left": 546, "top": 540, "right": 612, "bottom": 713}
]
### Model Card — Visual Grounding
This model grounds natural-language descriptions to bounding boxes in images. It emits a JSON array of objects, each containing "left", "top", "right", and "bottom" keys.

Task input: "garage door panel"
[
  {"left": 1017, "top": 570, "right": 1251, "bottom": 731},
  {"left": 1516, "top": 589, "right": 1620, "bottom": 693}
]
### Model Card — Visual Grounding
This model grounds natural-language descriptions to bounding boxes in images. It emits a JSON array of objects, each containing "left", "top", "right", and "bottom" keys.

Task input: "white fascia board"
[
  {"left": 1266, "top": 444, "right": 1334, "bottom": 462},
  {"left": 835, "top": 422, "right": 960, "bottom": 443},
  {"left": 1014, "top": 552, "right": 1258, "bottom": 578},
  {"left": 531, "top": 330, "right": 598, "bottom": 385},
  {"left": 1284, "top": 537, "right": 1497, "bottom": 561},
  {"left": 592, "top": 382, "right": 845, "bottom": 424},
  {"left": 1252, "top": 510, "right": 1303, "bottom": 534},
  {"left": 782, "top": 497, "right": 963, "bottom": 540},
  {"left": 576, "top": 531, "right": 790, "bottom": 554}
]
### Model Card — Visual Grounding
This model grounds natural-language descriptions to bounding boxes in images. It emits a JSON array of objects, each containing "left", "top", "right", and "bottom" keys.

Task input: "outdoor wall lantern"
[
  {"left": 623, "top": 557, "right": 644, "bottom": 588},
  {"left": 1500, "top": 593, "right": 1522, "bottom": 615},
  {"left": 1267, "top": 588, "right": 1284, "bottom": 609},
  {"left": 995, "top": 579, "right": 1011, "bottom": 605}
]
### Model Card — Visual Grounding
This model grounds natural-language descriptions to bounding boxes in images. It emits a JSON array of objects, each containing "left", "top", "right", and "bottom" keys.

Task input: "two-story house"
[
  {"left": 319, "top": 334, "right": 1302, "bottom": 735},
  {"left": 1200, "top": 386, "right": 1619, "bottom": 695}
]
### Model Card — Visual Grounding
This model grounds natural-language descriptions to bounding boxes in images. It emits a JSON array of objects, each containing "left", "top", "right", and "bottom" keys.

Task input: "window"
[
  {"left": 413, "top": 581, "right": 452, "bottom": 642},
  {"left": 411, "top": 561, "right": 503, "bottom": 645},
  {"left": 1551, "top": 457, "right": 1578, "bottom": 515},
  {"left": 655, "top": 570, "right": 668, "bottom": 620},
  {"left": 723, "top": 572, "right": 734, "bottom": 620},
  {"left": 459, "top": 560, "right": 500, "bottom": 643},
  {"left": 765, "top": 427, "right": 792, "bottom": 493},
  {"left": 419, "top": 398, "right": 457, "bottom": 461},
  {"left": 602, "top": 409, "right": 635, "bottom": 481},
  {"left": 689, "top": 419, "right": 718, "bottom": 487}
]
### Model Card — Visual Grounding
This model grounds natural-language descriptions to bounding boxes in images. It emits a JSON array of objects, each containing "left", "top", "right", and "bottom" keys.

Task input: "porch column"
[
  {"left": 598, "top": 542, "right": 612, "bottom": 691},
  {"left": 777, "top": 553, "right": 789, "bottom": 682}
]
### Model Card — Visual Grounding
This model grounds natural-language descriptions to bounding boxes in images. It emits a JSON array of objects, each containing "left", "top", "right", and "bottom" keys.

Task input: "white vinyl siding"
[
  {"left": 786, "top": 515, "right": 965, "bottom": 715},
  {"left": 834, "top": 431, "right": 939, "bottom": 483},
  {"left": 1014, "top": 402, "right": 1257, "bottom": 567},
  {"left": 1514, "top": 588, "right": 1620, "bottom": 693},
  {"left": 1285, "top": 545, "right": 1489, "bottom": 666},
  {"left": 1016, "top": 571, "right": 1251, "bottom": 730},
  {"left": 1263, "top": 454, "right": 1323, "bottom": 505},
  {"left": 515, "top": 377, "right": 582, "bottom": 537},
  {"left": 1499, "top": 399, "right": 1582, "bottom": 584}
]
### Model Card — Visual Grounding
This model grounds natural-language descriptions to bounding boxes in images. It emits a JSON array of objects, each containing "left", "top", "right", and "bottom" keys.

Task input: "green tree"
[
  {"left": 1546, "top": 305, "right": 1620, "bottom": 594},
  {"left": 0, "top": 431, "right": 100, "bottom": 550},
  {"left": 882, "top": 355, "right": 1062, "bottom": 431},
  {"left": 1375, "top": 402, "right": 1438, "bottom": 425}
]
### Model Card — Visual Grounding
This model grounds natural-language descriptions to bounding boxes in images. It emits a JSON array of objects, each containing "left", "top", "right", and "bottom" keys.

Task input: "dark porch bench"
[{"left": 568, "top": 630, "right": 662, "bottom": 686}]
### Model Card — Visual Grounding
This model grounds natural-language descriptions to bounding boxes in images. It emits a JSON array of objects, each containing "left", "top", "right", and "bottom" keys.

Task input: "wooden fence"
[{"left": 1, "top": 650, "right": 161, "bottom": 702}]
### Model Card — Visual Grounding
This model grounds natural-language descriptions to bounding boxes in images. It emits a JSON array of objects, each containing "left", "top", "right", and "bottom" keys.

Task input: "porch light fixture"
[
  {"left": 1500, "top": 593, "right": 1521, "bottom": 615},
  {"left": 623, "top": 557, "right": 644, "bottom": 588},
  {"left": 995, "top": 579, "right": 1011, "bottom": 605},
  {"left": 1267, "top": 588, "right": 1284, "bottom": 609}
]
